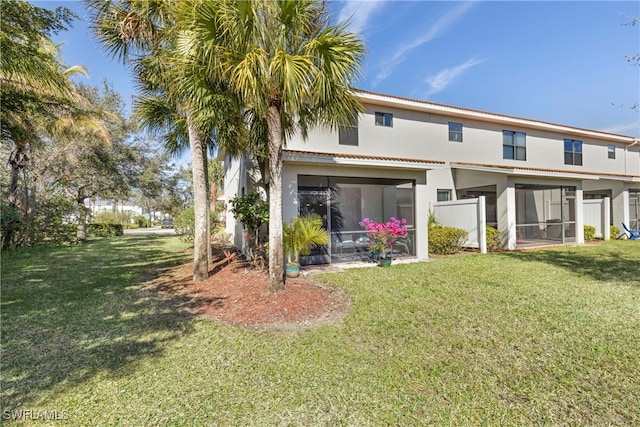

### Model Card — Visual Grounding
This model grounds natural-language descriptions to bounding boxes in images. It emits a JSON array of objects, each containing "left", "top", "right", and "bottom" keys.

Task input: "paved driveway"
[{"left": 123, "top": 227, "right": 177, "bottom": 236}]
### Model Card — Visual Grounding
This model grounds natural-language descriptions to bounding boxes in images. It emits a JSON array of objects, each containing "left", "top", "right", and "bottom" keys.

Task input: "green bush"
[
  {"left": 135, "top": 215, "right": 148, "bottom": 228},
  {"left": 428, "top": 226, "right": 468, "bottom": 255},
  {"left": 584, "top": 225, "right": 596, "bottom": 241},
  {"left": 1, "top": 204, "right": 23, "bottom": 249},
  {"left": 174, "top": 208, "right": 219, "bottom": 243},
  {"left": 486, "top": 226, "right": 502, "bottom": 251},
  {"left": 610, "top": 225, "right": 620, "bottom": 239},
  {"left": 87, "top": 223, "right": 123, "bottom": 237},
  {"left": 92, "top": 211, "right": 130, "bottom": 225}
]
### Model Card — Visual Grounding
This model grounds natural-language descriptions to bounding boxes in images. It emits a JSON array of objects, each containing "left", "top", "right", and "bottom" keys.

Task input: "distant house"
[{"left": 221, "top": 90, "right": 640, "bottom": 264}]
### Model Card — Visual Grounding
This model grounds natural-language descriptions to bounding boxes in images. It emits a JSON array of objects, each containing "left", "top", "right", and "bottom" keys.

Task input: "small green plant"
[
  {"left": 229, "top": 192, "right": 269, "bottom": 243},
  {"left": 610, "top": 225, "right": 620, "bottom": 239},
  {"left": 428, "top": 226, "right": 468, "bottom": 255},
  {"left": 486, "top": 226, "right": 501, "bottom": 251},
  {"left": 283, "top": 214, "right": 329, "bottom": 265},
  {"left": 584, "top": 225, "right": 596, "bottom": 241}
]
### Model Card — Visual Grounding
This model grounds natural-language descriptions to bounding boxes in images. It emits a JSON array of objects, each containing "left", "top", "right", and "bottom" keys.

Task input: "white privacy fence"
[
  {"left": 583, "top": 197, "right": 611, "bottom": 240},
  {"left": 431, "top": 196, "right": 487, "bottom": 253}
]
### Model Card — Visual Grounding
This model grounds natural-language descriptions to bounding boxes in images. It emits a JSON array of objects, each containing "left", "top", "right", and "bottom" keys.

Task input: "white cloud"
[
  {"left": 373, "top": 2, "right": 476, "bottom": 86},
  {"left": 424, "top": 57, "right": 483, "bottom": 97},
  {"left": 337, "top": 0, "right": 387, "bottom": 34}
]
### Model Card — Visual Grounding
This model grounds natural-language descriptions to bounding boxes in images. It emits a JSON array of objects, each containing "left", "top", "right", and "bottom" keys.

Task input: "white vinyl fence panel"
[
  {"left": 432, "top": 196, "right": 487, "bottom": 253},
  {"left": 583, "top": 197, "right": 611, "bottom": 240}
]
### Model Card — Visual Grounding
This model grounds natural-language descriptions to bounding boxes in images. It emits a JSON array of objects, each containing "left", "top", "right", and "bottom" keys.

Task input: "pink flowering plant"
[{"left": 359, "top": 217, "right": 408, "bottom": 259}]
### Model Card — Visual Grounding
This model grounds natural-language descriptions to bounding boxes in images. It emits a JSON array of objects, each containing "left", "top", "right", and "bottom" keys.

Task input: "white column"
[
  {"left": 603, "top": 197, "right": 611, "bottom": 240},
  {"left": 415, "top": 183, "right": 429, "bottom": 260},
  {"left": 575, "top": 186, "right": 584, "bottom": 244},
  {"left": 477, "top": 196, "right": 487, "bottom": 254}
]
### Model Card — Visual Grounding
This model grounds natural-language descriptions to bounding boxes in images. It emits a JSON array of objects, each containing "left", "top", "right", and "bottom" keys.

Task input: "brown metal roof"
[
  {"left": 283, "top": 149, "right": 445, "bottom": 165},
  {"left": 451, "top": 161, "right": 640, "bottom": 180}
]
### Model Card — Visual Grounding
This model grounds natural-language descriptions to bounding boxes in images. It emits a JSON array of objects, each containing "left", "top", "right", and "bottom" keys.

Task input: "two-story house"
[{"left": 222, "top": 90, "right": 640, "bottom": 265}]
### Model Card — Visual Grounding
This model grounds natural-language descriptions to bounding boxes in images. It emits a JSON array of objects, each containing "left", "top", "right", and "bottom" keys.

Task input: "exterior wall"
[{"left": 285, "top": 103, "right": 636, "bottom": 178}]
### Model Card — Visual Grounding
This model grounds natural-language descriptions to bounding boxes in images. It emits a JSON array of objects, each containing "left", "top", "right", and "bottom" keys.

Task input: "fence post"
[
  {"left": 603, "top": 197, "right": 611, "bottom": 241},
  {"left": 478, "top": 196, "right": 487, "bottom": 254}
]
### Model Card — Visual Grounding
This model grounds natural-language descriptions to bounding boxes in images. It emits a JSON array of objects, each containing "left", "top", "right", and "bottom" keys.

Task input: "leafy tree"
[
  {"left": 33, "top": 81, "right": 139, "bottom": 241},
  {"left": 1, "top": 1, "right": 111, "bottom": 247},
  {"left": 187, "top": 0, "right": 364, "bottom": 291}
]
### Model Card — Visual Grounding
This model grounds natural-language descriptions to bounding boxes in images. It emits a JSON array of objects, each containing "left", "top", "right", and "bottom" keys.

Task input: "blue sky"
[{"left": 35, "top": 1, "right": 640, "bottom": 137}]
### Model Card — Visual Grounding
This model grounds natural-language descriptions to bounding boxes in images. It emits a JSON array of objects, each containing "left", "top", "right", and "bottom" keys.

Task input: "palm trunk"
[
  {"left": 204, "top": 153, "right": 212, "bottom": 262},
  {"left": 188, "top": 113, "right": 210, "bottom": 282},
  {"left": 267, "top": 104, "right": 284, "bottom": 292},
  {"left": 77, "top": 197, "right": 87, "bottom": 242}
]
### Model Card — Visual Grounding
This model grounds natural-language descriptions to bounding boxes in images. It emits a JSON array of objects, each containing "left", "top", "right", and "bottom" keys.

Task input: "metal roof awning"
[
  {"left": 451, "top": 161, "right": 639, "bottom": 182},
  {"left": 283, "top": 149, "right": 445, "bottom": 171}
]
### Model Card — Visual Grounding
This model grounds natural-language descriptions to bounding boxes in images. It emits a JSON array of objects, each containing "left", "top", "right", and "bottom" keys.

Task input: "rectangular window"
[
  {"left": 437, "top": 189, "right": 452, "bottom": 202},
  {"left": 564, "top": 139, "right": 583, "bottom": 165},
  {"left": 338, "top": 115, "right": 358, "bottom": 146},
  {"left": 375, "top": 112, "right": 393, "bottom": 127},
  {"left": 448, "top": 122, "right": 463, "bottom": 142},
  {"left": 503, "top": 131, "right": 526, "bottom": 161},
  {"left": 608, "top": 144, "right": 615, "bottom": 159}
]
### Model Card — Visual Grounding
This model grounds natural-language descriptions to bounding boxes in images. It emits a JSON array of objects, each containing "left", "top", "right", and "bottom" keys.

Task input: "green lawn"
[{"left": 2, "top": 238, "right": 639, "bottom": 425}]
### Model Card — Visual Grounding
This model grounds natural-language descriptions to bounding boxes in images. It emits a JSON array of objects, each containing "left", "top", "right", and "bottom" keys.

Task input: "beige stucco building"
[{"left": 222, "top": 90, "right": 640, "bottom": 264}]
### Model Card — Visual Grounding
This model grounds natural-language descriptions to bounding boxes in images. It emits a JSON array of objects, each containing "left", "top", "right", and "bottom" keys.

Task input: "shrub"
[
  {"left": 135, "top": 215, "right": 148, "bottom": 228},
  {"left": 87, "top": 223, "right": 123, "bottom": 237},
  {"left": 486, "top": 226, "right": 502, "bottom": 251},
  {"left": 428, "top": 226, "right": 468, "bottom": 255},
  {"left": 229, "top": 191, "right": 269, "bottom": 243},
  {"left": 610, "top": 225, "right": 620, "bottom": 239},
  {"left": 584, "top": 225, "right": 596, "bottom": 241},
  {"left": 93, "top": 211, "right": 130, "bottom": 225},
  {"left": 174, "top": 208, "right": 219, "bottom": 243},
  {"left": 213, "top": 230, "right": 233, "bottom": 247}
]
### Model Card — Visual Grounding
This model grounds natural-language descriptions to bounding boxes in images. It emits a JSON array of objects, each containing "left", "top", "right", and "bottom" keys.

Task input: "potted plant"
[
  {"left": 283, "top": 214, "right": 329, "bottom": 278},
  {"left": 359, "top": 217, "right": 408, "bottom": 267}
]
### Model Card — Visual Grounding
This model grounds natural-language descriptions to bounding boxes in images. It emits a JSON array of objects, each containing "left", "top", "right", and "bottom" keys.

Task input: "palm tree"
[
  {"left": 87, "top": 0, "right": 246, "bottom": 282},
  {"left": 185, "top": 0, "right": 364, "bottom": 291}
]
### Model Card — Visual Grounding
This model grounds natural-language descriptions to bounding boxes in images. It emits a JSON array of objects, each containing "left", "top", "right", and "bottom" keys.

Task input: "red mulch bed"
[{"left": 140, "top": 249, "right": 350, "bottom": 331}]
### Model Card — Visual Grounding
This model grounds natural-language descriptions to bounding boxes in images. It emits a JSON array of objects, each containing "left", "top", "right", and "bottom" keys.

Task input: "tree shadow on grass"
[
  {"left": 495, "top": 242, "right": 640, "bottom": 288},
  {"left": 0, "top": 235, "right": 209, "bottom": 410}
]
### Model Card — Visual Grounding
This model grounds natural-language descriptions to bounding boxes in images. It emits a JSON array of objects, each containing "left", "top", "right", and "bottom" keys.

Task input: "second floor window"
[
  {"left": 503, "top": 131, "right": 526, "bottom": 161},
  {"left": 449, "top": 122, "right": 463, "bottom": 142},
  {"left": 339, "top": 115, "right": 358, "bottom": 146},
  {"left": 375, "top": 112, "right": 393, "bottom": 127},
  {"left": 608, "top": 144, "right": 616, "bottom": 159},
  {"left": 564, "top": 139, "right": 583, "bottom": 165}
]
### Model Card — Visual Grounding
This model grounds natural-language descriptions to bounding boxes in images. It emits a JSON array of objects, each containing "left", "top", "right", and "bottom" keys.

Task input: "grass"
[{"left": 2, "top": 238, "right": 639, "bottom": 425}]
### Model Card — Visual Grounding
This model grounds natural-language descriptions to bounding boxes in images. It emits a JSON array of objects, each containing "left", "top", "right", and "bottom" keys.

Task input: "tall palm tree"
[
  {"left": 185, "top": 0, "right": 364, "bottom": 291},
  {"left": 87, "top": 0, "right": 245, "bottom": 282}
]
